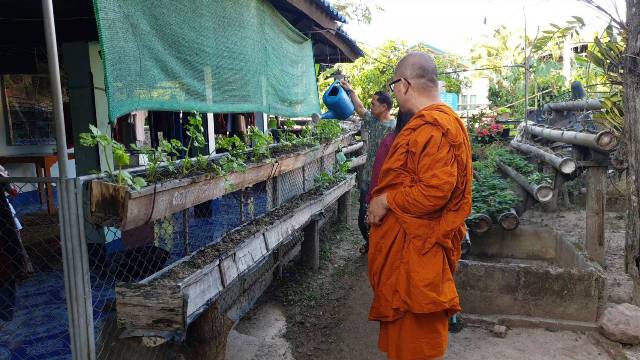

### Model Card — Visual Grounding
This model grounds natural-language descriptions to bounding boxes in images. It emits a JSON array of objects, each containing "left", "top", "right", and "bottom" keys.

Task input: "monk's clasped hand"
[{"left": 367, "top": 193, "right": 389, "bottom": 226}]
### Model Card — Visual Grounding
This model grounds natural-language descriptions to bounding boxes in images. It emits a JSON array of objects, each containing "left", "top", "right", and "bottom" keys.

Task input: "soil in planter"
[{"left": 154, "top": 179, "right": 347, "bottom": 285}]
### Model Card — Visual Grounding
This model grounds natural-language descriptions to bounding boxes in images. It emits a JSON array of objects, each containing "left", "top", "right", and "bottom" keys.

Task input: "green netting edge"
[
  {"left": 91, "top": 0, "right": 321, "bottom": 123},
  {"left": 91, "top": 0, "right": 116, "bottom": 124}
]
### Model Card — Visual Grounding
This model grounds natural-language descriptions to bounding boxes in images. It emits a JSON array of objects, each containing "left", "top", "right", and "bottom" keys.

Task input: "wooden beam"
[
  {"left": 586, "top": 167, "right": 606, "bottom": 266},
  {"left": 285, "top": 0, "right": 338, "bottom": 31},
  {"left": 317, "top": 28, "right": 361, "bottom": 62},
  {"left": 338, "top": 189, "right": 351, "bottom": 224}
]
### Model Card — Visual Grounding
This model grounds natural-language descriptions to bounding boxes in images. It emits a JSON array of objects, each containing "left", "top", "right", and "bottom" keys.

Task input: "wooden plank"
[
  {"left": 116, "top": 283, "right": 184, "bottom": 333},
  {"left": 264, "top": 206, "right": 316, "bottom": 250},
  {"left": 235, "top": 234, "right": 268, "bottom": 274},
  {"left": 586, "top": 166, "right": 606, "bottom": 265},
  {"left": 221, "top": 256, "right": 240, "bottom": 287},
  {"left": 181, "top": 260, "right": 224, "bottom": 317}
]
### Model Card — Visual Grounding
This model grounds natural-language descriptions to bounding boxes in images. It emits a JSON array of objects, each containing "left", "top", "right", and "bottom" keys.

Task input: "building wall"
[{"left": 459, "top": 77, "right": 490, "bottom": 116}]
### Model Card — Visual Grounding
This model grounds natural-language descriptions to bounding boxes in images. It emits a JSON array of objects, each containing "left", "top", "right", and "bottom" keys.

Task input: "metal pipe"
[
  {"left": 543, "top": 99, "right": 602, "bottom": 112},
  {"left": 523, "top": 124, "right": 618, "bottom": 152},
  {"left": 466, "top": 213, "right": 492, "bottom": 234},
  {"left": 497, "top": 208, "right": 520, "bottom": 231},
  {"left": 42, "top": 0, "right": 70, "bottom": 179},
  {"left": 510, "top": 140, "right": 577, "bottom": 174},
  {"left": 75, "top": 178, "right": 97, "bottom": 358},
  {"left": 496, "top": 161, "right": 553, "bottom": 203}
]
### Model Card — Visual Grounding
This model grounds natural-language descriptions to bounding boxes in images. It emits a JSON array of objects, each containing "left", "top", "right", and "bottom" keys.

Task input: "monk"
[{"left": 367, "top": 52, "right": 473, "bottom": 359}]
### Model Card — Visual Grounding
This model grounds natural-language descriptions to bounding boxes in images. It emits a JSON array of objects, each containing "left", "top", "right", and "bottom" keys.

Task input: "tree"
[
  {"left": 328, "top": 40, "right": 467, "bottom": 108},
  {"left": 332, "top": 0, "right": 383, "bottom": 25},
  {"left": 470, "top": 22, "right": 588, "bottom": 118},
  {"left": 623, "top": 0, "right": 640, "bottom": 283}
]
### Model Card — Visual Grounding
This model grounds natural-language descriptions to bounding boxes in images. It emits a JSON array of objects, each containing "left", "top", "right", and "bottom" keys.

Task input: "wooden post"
[
  {"left": 183, "top": 209, "right": 190, "bottom": 256},
  {"left": 338, "top": 189, "right": 351, "bottom": 224},
  {"left": 179, "top": 304, "right": 235, "bottom": 360},
  {"left": 586, "top": 166, "right": 606, "bottom": 266},
  {"left": 302, "top": 217, "right": 320, "bottom": 271},
  {"left": 265, "top": 178, "right": 274, "bottom": 210}
]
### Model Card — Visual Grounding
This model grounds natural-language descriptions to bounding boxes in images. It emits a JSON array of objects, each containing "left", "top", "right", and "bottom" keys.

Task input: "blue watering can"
[{"left": 321, "top": 81, "right": 355, "bottom": 120}]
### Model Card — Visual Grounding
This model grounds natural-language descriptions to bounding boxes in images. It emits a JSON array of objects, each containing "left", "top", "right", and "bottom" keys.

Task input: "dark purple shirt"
[{"left": 366, "top": 132, "right": 396, "bottom": 204}]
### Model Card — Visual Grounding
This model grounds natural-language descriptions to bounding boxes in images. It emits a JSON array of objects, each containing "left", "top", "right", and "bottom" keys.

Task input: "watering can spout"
[
  {"left": 320, "top": 81, "right": 355, "bottom": 120},
  {"left": 321, "top": 111, "right": 336, "bottom": 120}
]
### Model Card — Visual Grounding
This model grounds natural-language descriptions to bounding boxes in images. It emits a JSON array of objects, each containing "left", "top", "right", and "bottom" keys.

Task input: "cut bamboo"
[
  {"left": 497, "top": 208, "right": 519, "bottom": 231},
  {"left": 542, "top": 99, "right": 602, "bottom": 112},
  {"left": 523, "top": 124, "right": 618, "bottom": 152},
  {"left": 510, "top": 140, "right": 577, "bottom": 174},
  {"left": 466, "top": 213, "right": 492, "bottom": 234},
  {"left": 496, "top": 161, "right": 553, "bottom": 203}
]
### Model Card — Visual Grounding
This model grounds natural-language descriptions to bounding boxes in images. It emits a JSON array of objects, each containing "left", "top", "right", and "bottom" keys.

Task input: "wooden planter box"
[
  {"left": 87, "top": 135, "right": 354, "bottom": 231},
  {"left": 116, "top": 175, "right": 356, "bottom": 339}
]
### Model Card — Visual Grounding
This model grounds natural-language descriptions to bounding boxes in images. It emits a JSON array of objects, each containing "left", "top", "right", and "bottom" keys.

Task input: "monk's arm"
[{"left": 386, "top": 128, "right": 457, "bottom": 217}]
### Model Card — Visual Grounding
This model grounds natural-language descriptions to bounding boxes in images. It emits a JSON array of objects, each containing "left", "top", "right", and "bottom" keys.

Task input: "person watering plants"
[
  {"left": 339, "top": 79, "right": 395, "bottom": 255},
  {"left": 366, "top": 52, "right": 472, "bottom": 360}
]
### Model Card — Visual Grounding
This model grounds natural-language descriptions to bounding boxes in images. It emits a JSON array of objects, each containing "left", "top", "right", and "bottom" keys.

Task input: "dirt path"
[{"left": 227, "top": 197, "right": 615, "bottom": 359}]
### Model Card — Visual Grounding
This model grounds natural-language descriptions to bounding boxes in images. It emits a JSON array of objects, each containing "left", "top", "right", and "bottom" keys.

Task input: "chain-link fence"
[
  {"left": 0, "top": 177, "right": 72, "bottom": 360},
  {"left": 86, "top": 153, "right": 333, "bottom": 359},
  {"left": 0, "top": 141, "right": 351, "bottom": 360}
]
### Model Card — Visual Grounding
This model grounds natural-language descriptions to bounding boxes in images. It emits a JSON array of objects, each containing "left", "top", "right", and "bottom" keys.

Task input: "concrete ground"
[
  {"left": 226, "top": 194, "right": 622, "bottom": 359},
  {"left": 226, "top": 260, "right": 611, "bottom": 360}
]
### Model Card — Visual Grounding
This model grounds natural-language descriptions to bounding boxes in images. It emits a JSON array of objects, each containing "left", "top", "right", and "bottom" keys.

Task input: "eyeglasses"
[{"left": 388, "top": 78, "right": 410, "bottom": 93}]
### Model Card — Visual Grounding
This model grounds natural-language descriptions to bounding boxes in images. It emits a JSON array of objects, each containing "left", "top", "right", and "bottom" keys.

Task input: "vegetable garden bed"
[
  {"left": 115, "top": 174, "right": 356, "bottom": 339},
  {"left": 87, "top": 134, "right": 355, "bottom": 231}
]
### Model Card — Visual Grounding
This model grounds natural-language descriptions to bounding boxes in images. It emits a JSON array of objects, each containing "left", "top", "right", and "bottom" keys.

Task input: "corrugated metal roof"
[{"left": 311, "top": 0, "right": 347, "bottom": 23}]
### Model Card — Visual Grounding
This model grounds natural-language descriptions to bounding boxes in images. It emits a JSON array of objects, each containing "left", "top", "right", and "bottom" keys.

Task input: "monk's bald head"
[{"left": 395, "top": 52, "right": 439, "bottom": 91}]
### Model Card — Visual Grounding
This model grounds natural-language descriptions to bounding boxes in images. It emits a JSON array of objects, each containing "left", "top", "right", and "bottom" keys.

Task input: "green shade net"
[{"left": 92, "top": 0, "right": 321, "bottom": 123}]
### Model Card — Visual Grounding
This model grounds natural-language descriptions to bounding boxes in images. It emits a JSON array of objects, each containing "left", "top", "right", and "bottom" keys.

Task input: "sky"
[{"left": 341, "top": 0, "right": 626, "bottom": 56}]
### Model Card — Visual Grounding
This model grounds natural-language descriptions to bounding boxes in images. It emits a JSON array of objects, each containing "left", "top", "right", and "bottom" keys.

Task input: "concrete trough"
[{"left": 456, "top": 225, "right": 605, "bottom": 322}]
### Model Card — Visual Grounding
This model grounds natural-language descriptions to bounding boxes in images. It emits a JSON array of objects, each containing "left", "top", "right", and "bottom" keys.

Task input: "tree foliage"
[
  {"left": 332, "top": 0, "right": 383, "bottom": 25},
  {"left": 328, "top": 40, "right": 467, "bottom": 109}
]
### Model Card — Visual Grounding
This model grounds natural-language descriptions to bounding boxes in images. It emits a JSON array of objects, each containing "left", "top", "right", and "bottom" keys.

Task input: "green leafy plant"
[
  {"left": 315, "top": 152, "right": 351, "bottom": 188},
  {"left": 483, "top": 143, "right": 551, "bottom": 185},
  {"left": 315, "top": 120, "right": 342, "bottom": 143},
  {"left": 80, "top": 125, "right": 147, "bottom": 190},
  {"left": 160, "top": 139, "right": 186, "bottom": 175},
  {"left": 181, "top": 113, "right": 207, "bottom": 176},
  {"left": 247, "top": 126, "right": 274, "bottom": 161},
  {"left": 217, "top": 135, "right": 247, "bottom": 158},
  {"left": 472, "top": 170, "right": 520, "bottom": 216}
]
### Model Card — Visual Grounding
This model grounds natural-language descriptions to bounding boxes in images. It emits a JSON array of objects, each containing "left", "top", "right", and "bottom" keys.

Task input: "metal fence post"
[{"left": 58, "top": 179, "right": 97, "bottom": 360}]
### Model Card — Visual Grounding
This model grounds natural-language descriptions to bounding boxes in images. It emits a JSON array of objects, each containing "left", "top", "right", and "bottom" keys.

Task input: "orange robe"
[{"left": 368, "top": 104, "right": 473, "bottom": 360}]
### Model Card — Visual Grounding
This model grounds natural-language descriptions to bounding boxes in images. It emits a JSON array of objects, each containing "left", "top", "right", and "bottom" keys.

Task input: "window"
[
  {"left": 470, "top": 95, "right": 477, "bottom": 110},
  {"left": 460, "top": 95, "right": 468, "bottom": 111}
]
